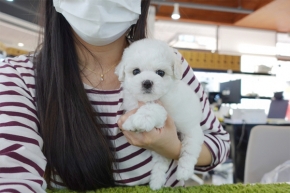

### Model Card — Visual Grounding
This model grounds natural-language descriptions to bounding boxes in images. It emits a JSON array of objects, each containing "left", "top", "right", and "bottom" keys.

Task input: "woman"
[{"left": 0, "top": 0, "right": 230, "bottom": 192}]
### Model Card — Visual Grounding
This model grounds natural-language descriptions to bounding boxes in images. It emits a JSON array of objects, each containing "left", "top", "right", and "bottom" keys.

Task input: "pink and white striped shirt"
[{"left": 0, "top": 53, "right": 230, "bottom": 192}]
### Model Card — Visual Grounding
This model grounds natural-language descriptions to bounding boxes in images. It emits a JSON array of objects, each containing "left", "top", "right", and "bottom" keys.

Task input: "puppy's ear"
[
  {"left": 115, "top": 60, "right": 126, "bottom": 81},
  {"left": 173, "top": 51, "right": 183, "bottom": 80}
]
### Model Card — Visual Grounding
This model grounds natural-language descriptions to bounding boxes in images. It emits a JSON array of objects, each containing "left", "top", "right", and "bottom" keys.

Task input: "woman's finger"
[
  {"left": 137, "top": 101, "right": 145, "bottom": 107},
  {"left": 117, "top": 108, "right": 138, "bottom": 128},
  {"left": 155, "top": 100, "right": 163, "bottom": 105},
  {"left": 122, "top": 130, "right": 142, "bottom": 146},
  {"left": 122, "top": 128, "right": 159, "bottom": 148}
]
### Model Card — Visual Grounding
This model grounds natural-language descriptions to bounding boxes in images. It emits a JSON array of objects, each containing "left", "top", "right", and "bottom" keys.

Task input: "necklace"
[{"left": 81, "top": 63, "right": 117, "bottom": 82}]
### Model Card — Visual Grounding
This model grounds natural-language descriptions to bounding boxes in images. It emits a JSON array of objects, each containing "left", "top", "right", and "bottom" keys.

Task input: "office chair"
[{"left": 244, "top": 125, "right": 290, "bottom": 183}]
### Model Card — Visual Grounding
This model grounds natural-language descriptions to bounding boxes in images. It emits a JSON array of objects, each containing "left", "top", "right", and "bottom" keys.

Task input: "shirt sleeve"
[
  {"left": 175, "top": 51, "right": 230, "bottom": 172},
  {"left": 0, "top": 57, "right": 47, "bottom": 192}
]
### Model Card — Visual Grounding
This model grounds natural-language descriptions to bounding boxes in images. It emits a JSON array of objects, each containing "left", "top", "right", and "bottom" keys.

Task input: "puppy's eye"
[
  {"left": 156, "top": 70, "right": 165, "bottom": 77},
  {"left": 132, "top": 69, "right": 141, "bottom": 75}
]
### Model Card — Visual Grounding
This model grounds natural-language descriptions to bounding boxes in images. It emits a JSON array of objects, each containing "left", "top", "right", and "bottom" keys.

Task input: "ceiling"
[
  {"left": 0, "top": 0, "right": 39, "bottom": 51},
  {"left": 152, "top": 0, "right": 290, "bottom": 32},
  {"left": 0, "top": 15, "right": 39, "bottom": 51},
  {"left": 153, "top": 0, "right": 272, "bottom": 24},
  {"left": 0, "top": 0, "right": 39, "bottom": 24},
  {"left": 0, "top": 0, "right": 290, "bottom": 52},
  {"left": 1, "top": 0, "right": 290, "bottom": 32}
]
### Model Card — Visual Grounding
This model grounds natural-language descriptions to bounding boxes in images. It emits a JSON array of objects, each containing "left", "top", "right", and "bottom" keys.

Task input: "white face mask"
[{"left": 53, "top": 0, "right": 141, "bottom": 46}]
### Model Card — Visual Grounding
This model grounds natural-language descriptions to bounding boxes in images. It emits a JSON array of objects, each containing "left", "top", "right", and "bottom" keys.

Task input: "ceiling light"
[
  {"left": 6, "top": 0, "right": 14, "bottom": 1},
  {"left": 171, "top": 3, "right": 180, "bottom": 20},
  {"left": 18, "top": 43, "right": 24, "bottom": 47}
]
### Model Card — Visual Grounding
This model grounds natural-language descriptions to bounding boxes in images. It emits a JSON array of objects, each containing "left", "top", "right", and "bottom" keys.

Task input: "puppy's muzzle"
[{"left": 142, "top": 80, "right": 153, "bottom": 90}]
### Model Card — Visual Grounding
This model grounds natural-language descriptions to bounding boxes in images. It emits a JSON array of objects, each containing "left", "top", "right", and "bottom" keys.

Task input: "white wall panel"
[
  {"left": 218, "top": 26, "right": 276, "bottom": 55},
  {"left": 154, "top": 20, "right": 217, "bottom": 43}
]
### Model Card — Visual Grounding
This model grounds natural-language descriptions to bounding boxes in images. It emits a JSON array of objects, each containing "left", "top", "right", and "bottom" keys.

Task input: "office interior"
[{"left": 0, "top": 0, "right": 290, "bottom": 188}]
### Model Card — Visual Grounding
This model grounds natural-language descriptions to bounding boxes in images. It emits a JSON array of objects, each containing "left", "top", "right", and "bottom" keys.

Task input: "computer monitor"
[
  {"left": 267, "top": 100, "right": 289, "bottom": 119},
  {"left": 219, "top": 79, "right": 241, "bottom": 104}
]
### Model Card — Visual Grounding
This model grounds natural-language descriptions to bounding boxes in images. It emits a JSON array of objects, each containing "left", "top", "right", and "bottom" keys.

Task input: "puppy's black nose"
[{"left": 142, "top": 80, "right": 153, "bottom": 89}]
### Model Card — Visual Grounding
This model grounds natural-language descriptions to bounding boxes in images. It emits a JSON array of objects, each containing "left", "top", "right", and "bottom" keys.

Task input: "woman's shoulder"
[
  {"left": 1, "top": 55, "right": 36, "bottom": 97},
  {"left": 1, "top": 55, "right": 35, "bottom": 73}
]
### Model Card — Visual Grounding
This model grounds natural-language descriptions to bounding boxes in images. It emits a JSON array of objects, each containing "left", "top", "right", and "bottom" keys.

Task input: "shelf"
[
  {"left": 277, "top": 55, "right": 290, "bottom": 61},
  {"left": 192, "top": 68, "right": 276, "bottom": 76},
  {"left": 241, "top": 96, "right": 272, "bottom": 100}
]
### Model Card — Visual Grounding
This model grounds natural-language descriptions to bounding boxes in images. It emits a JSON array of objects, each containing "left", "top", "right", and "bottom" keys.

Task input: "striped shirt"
[{"left": 0, "top": 53, "right": 230, "bottom": 192}]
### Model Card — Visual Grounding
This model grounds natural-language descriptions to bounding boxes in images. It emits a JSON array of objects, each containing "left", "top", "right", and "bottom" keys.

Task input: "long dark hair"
[{"left": 34, "top": 0, "right": 150, "bottom": 191}]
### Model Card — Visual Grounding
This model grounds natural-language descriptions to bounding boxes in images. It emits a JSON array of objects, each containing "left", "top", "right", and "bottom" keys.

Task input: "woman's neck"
[
  {"left": 74, "top": 32, "right": 128, "bottom": 90},
  {"left": 75, "top": 33, "right": 128, "bottom": 69}
]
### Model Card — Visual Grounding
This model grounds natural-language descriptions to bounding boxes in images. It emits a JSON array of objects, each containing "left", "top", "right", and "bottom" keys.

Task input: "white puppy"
[{"left": 115, "top": 39, "right": 204, "bottom": 190}]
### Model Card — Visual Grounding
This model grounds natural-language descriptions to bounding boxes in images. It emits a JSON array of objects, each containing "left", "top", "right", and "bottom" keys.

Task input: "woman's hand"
[{"left": 117, "top": 102, "right": 182, "bottom": 160}]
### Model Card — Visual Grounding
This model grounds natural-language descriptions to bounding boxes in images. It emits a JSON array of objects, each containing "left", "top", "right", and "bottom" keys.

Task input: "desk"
[{"left": 224, "top": 123, "right": 290, "bottom": 183}]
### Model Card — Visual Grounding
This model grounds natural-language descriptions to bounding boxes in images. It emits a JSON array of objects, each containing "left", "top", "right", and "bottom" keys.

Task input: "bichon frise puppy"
[{"left": 115, "top": 39, "right": 204, "bottom": 190}]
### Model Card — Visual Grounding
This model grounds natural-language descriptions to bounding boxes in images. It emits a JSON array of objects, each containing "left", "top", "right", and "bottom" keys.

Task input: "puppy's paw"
[
  {"left": 138, "top": 103, "right": 167, "bottom": 129},
  {"left": 131, "top": 113, "right": 155, "bottom": 132},
  {"left": 176, "top": 167, "right": 193, "bottom": 181},
  {"left": 122, "top": 117, "right": 135, "bottom": 131},
  {"left": 153, "top": 105, "right": 167, "bottom": 128},
  {"left": 149, "top": 180, "right": 164, "bottom": 190},
  {"left": 149, "top": 175, "right": 166, "bottom": 190},
  {"left": 176, "top": 157, "right": 196, "bottom": 181}
]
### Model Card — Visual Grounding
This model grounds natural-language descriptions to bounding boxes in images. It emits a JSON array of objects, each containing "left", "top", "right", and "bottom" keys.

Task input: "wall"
[{"left": 153, "top": 21, "right": 290, "bottom": 114}]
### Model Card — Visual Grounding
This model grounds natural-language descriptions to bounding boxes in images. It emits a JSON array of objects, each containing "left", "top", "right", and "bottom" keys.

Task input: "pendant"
[{"left": 100, "top": 74, "right": 104, "bottom": 81}]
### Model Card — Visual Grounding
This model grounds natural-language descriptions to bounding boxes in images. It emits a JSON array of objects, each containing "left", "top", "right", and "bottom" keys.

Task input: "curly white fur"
[{"left": 115, "top": 39, "right": 204, "bottom": 190}]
